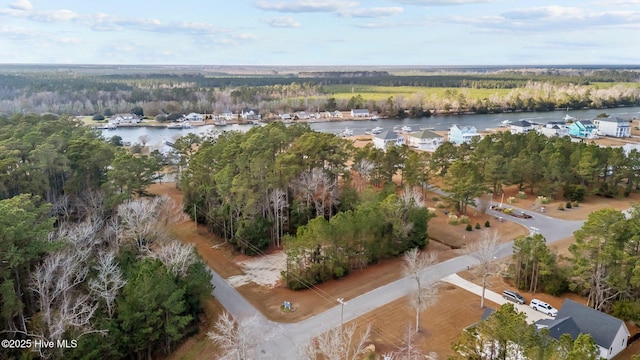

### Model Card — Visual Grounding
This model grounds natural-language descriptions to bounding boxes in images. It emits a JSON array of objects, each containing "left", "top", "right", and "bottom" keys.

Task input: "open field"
[{"left": 322, "top": 84, "right": 512, "bottom": 102}]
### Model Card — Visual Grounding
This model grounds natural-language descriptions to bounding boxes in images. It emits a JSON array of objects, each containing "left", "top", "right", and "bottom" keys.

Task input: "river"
[{"left": 99, "top": 106, "right": 640, "bottom": 149}]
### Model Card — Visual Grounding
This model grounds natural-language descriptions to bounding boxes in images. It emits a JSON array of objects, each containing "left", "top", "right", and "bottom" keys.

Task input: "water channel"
[{"left": 99, "top": 106, "right": 640, "bottom": 150}]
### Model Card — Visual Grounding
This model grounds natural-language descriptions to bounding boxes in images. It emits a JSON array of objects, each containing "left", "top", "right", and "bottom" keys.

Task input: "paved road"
[{"left": 208, "top": 193, "right": 586, "bottom": 359}]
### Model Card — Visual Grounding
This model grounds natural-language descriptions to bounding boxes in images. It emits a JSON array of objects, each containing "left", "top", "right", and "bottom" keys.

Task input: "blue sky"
[{"left": 0, "top": 0, "right": 639, "bottom": 65}]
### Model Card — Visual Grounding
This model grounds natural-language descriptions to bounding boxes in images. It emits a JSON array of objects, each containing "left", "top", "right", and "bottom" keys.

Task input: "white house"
[
  {"left": 595, "top": 117, "right": 631, "bottom": 138},
  {"left": 218, "top": 111, "right": 235, "bottom": 121},
  {"left": 407, "top": 129, "right": 444, "bottom": 151},
  {"left": 373, "top": 131, "right": 405, "bottom": 151},
  {"left": 110, "top": 113, "right": 141, "bottom": 124},
  {"left": 351, "top": 109, "right": 370, "bottom": 118},
  {"left": 510, "top": 120, "right": 535, "bottom": 135},
  {"left": 538, "top": 121, "right": 569, "bottom": 137},
  {"left": 448, "top": 125, "right": 481, "bottom": 145},
  {"left": 241, "top": 108, "right": 261, "bottom": 120},
  {"left": 331, "top": 110, "right": 344, "bottom": 118},
  {"left": 184, "top": 112, "right": 204, "bottom": 122},
  {"left": 535, "top": 299, "right": 630, "bottom": 360},
  {"left": 279, "top": 113, "right": 292, "bottom": 121}
]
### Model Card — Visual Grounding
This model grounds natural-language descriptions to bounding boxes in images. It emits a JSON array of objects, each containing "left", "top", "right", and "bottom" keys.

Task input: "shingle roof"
[
  {"left": 536, "top": 317, "right": 581, "bottom": 340},
  {"left": 555, "top": 298, "right": 629, "bottom": 348},
  {"left": 409, "top": 129, "right": 442, "bottom": 139},
  {"left": 598, "top": 116, "right": 629, "bottom": 123},
  {"left": 376, "top": 130, "right": 399, "bottom": 140},
  {"left": 512, "top": 120, "right": 532, "bottom": 127}
]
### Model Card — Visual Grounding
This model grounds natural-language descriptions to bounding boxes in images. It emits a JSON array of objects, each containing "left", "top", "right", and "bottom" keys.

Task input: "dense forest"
[
  {"left": 1, "top": 65, "right": 639, "bottom": 119},
  {"left": 0, "top": 114, "right": 212, "bottom": 360}
]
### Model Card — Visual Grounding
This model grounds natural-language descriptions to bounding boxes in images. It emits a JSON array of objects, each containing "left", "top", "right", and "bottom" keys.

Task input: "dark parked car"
[{"left": 502, "top": 290, "right": 526, "bottom": 305}]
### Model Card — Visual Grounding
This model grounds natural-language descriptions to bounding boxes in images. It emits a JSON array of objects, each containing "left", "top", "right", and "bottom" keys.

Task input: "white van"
[{"left": 530, "top": 299, "right": 557, "bottom": 316}]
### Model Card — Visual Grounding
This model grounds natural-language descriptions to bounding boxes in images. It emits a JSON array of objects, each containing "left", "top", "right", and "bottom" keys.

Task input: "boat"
[
  {"left": 563, "top": 114, "right": 575, "bottom": 122},
  {"left": 214, "top": 119, "right": 227, "bottom": 126},
  {"left": 370, "top": 115, "right": 379, "bottom": 121},
  {"left": 340, "top": 128, "right": 354, "bottom": 137},
  {"left": 500, "top": 120, "right": 512, "bottom": 127},
  {"left": 371, "top": 126, "right": 383, "bottom": 134},
  {"left": 167, "top": 121, "right": 192, "bottom": 129},
  {"left": 401, "top": 125, "right": 412, "bottom": 133}
]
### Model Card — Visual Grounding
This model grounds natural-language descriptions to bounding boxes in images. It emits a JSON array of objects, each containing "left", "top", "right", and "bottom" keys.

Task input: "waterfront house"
[
  {"left": 538, "top": 121, "right": 569, "bottom": 137},
  {"left": 568, "top": 120, "right": 598, "bottom": 139},
  {"left": 279, "top": 113, "right": 292, "bottom": 121},
  {"left": 510, "top": 120, "right": 535, "bottom": 135},
  {"left": 241, "top": 108, "right": 261, "bottom": 121},
  {"left": 373, "top": 131, "right": 405, "bottom": 151},
  {"left": 184, "top": 112, "right": 204, "bottom": 122},
  {"left": 595, "top": 117, "right": 631, "bottom": 138},
  {"left": 331, "top": 110, "right": 344, "bottom": 118},
  {"left": 351, "top": 109, "right": 370, "bottom": 118},
  {"left": 407, "top": 129, "right": 444, "bottom": 151},
  {"left": 219, "top": 111, "right": 235, "bottom": 121},
  {"left": 111, "top": 113, "right": 141, "bottom": 124},
  {"left": 535, "top": 299, "right": 630, "bottom": 360},
  {"left": 448, "top": 125, "right": 481, "bottom": 145}
]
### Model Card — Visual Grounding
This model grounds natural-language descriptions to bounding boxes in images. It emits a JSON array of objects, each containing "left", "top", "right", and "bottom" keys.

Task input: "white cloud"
[
  {"left": 262, "top": 16, "right": 301, "bottom": 27},
  {"left": 392, "top": 0, "right": 494, "bottom": 5},
  {"left": 255, "top": 0, "right": 358, "bottom": 13},
  {"left": 340, "top": 6, "right": 404, "bottom": 18},
  {"left": 9, "top": 0, "right": 32, "bottom": 11}
]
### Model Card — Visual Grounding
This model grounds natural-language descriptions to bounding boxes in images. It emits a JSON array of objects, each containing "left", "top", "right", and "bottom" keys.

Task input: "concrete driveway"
[{"left": 442, "top": 274, "right": 552, "bottom": 323}]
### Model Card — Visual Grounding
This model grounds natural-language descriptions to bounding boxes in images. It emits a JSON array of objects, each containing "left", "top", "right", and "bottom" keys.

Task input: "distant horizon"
[{"left": 1, "top": 0, "right": 639, "bottom": 65}]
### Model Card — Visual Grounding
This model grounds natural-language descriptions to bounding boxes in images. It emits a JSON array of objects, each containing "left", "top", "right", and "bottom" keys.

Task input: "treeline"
[
  {"left": 2, "top": 68, "right": 640, "bottom": 118},
  {"left": 181, "top": 123, "right": 432, "bottom": 288},
  {"left": 433, "top": 130, "right": 640, "bottom": 210},
  {"left": 0, "top": 114, "right": 212, "bottom": 360}
]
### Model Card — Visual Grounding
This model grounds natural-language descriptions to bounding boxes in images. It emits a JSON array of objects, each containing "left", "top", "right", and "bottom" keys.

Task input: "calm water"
[{"left": 100, "top": 106, "right": 640, "bottom": 149}]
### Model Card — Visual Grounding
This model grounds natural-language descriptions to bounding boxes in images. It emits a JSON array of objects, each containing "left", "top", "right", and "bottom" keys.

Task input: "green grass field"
[{"left": 322, "top": 84, "right": 512, "bottom": 101}]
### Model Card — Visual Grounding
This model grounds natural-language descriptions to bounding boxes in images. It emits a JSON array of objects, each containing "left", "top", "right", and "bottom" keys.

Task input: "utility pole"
[{"left": 337, "top": 298, "right": 347, "bottom": 330}]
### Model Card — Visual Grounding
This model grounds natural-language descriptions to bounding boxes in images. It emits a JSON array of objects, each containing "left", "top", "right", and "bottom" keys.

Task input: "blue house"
[
  {"left": 568, "top": 120, "right": 598, "bottom": 139},
  {"left": 448, "top": 125, "right": 481, "bottom": 145}
]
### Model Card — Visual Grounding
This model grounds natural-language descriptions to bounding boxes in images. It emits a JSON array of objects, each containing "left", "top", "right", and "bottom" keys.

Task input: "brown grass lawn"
[{"left": 152, "top": 180, "right": 639, "bottom": 360}]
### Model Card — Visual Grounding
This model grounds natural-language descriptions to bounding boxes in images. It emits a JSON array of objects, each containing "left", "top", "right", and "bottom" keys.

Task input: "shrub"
[
  {"left": 484, "top": 220, "right": 490, "bottom": 228},
  {"left": 507, "top": 196, "right": 516, "bottom": 204},
  {"left": 436, "top": 201, "right": 446, "bottom": 209},
  {"left": 611, "top": 299, "right": 640, "bottom": 322},
  {"left": 516, "top": 191, "right": 527, "bottom": 199},
  {"left": 572, "top": 201, "right": 579, "bottom": 208},
  {"left": 557, "top": 204, "right": 565, "bottom": 211},
  {"left": 475, "top": 222, "right": 481, "bottom": 229},
  {"left": 466, "top": 224, "right": 473, "bottom": 231},
  {"left": 566, "top": 201, "right": 572, "bottom": 209},
  {"left": 92, "top": 113, "right": 105, "bottom": 121},
  {"left": 432, "top": 196, "right": 440, "bottom": 201},
  {"left": 563, "top": 184, "right": 586, "bottom": 202},
  {"left": 333, "top": 265, "right": 346, "bottom": 279},
  {"left": 537, "top": 195, "right": 550, "bottom": 205},
  {"left": 459, "top": 215, "right": 471, "bottom": 224},
  {"left": 447, "top": 214, "right": 459, "bottom": 225}
]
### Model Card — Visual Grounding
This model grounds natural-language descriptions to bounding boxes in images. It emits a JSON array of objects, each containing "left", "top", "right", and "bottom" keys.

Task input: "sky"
[{"left": 0, "top": 0, "right": 639, "bottom": 66}]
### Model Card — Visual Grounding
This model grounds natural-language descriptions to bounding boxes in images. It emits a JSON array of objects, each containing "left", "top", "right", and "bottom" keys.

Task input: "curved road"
[{"left": 210, "top": 199, "right": 585, "bottom": 359}]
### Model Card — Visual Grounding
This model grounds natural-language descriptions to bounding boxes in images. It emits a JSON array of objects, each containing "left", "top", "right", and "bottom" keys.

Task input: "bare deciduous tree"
[
  {"left": 352, "top": 159, "right": 374, "bottom": 192},
  {"left": 403, "top": 248, "right": 438, "bottom": 333},
  {"left": 268, "top": 188, "right": 288, "bottom": 248},
  {"left": 207, "top": 312, "right": 274, "bottom": 360},
  {"left": 400, "top": 186, "right": 424, "bottom": 208},
  {"left": 392, "top": 326, "right": 428, "bottom": 360},
  {"left": 148, "top": 241, "right": 197, "bottom": 278},
  {"left": 293, "top": 168, "right": 340, "bottom": 218},
  {"left": 89, "top": 252, "right": 126, "bottom": 318},
  {"left": 302, "top": 323, "right": 371, "bottom": 360},
  {"left": 116, "top": 195, "right": 186, "bottom": 252},
  {"left": 467, "top": 229, "right": 501, "bottom": 308}
]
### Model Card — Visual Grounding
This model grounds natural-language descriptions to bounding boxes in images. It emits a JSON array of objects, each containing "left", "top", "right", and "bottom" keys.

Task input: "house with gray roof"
[
  {"left": 535, "top": 299, "right": 630, "bottom": 359},
  {"left": 373, "top": 131, "right": 405, "bottom": 151},
  {"left": 510, "top": 120, "right": 535, "bottom": 134},
  {"left": 595, "top": 117, "right": 631, "bottom": 138},
  {"left": 351, "top": 108, "right": 370, "bottom": 117},
  {"left": 407, "top": 129, "right": 444, "bottom": 151}
]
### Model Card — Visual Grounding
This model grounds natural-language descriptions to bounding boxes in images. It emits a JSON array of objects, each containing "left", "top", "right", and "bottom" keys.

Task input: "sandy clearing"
[{"left": 227, "top": 252, "right": 287, "bottom": 288}]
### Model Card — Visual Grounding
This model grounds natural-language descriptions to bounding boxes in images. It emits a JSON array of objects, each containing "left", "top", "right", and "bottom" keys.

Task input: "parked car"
[
  {"left": 530, "top": 299, "right": 558, "bottom": 316},
  {"left": 502, "top": 290, "right": 526, "bottom": 305}
]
